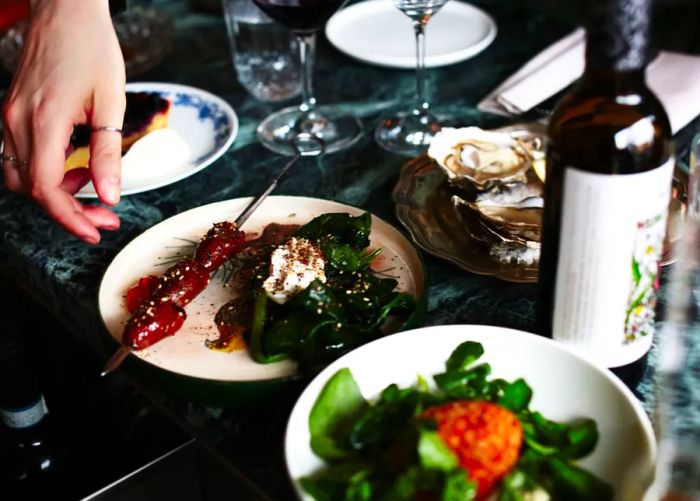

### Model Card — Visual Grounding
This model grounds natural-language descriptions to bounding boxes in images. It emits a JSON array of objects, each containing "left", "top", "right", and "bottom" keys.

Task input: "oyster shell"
[
  {"left": 453, "top": 195, "right": 542, "bottom": 243},
  {"left": 451, "top": 195, "right": 541, "bottom": 265},
  {"left": 428, "top": 127, "right": 534, "bottom": 190}
]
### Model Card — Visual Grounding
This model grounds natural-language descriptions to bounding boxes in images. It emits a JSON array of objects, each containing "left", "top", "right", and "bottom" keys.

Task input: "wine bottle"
[
  {"left": 0, "top": 320, "right": 61, "bottom": 495},
  {"left": 536, "top": 0, "right": 673, "bottom": 368}
]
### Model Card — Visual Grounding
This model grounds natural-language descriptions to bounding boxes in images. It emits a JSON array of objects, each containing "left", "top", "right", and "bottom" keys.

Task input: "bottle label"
[
  {"left": 0, "top": 395, "right": 48, "bottom": 429},
  {"left": 553, "top": 158, "right": 674, "bottom": 367}
]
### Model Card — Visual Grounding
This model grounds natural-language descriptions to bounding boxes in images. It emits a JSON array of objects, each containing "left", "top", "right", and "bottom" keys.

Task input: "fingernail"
[
  {"left": 103, "top": 223, "right": 120, "bottom": 231},
  {"left": 83, "top": 233, "right": 100, "bottom": 245},
  {"left": 101, "top": 178, "right": 121, "bottom": 205}
]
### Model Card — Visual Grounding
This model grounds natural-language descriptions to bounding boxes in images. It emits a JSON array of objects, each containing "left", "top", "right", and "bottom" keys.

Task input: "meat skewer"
[{"left": 101, "top": 133, "right": 325, "bottom": 376}]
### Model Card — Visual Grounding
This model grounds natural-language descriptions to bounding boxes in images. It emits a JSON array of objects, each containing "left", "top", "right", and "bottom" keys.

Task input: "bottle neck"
[
  {"left": 584, "top": 0, "right": 651, "bottom": 73},
  {"left": 580, "top": 67, "right": 646, "bottom": 95}
]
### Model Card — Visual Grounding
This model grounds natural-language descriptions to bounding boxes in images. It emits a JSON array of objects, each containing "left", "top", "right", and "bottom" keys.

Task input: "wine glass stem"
[
  {"left": 412, "top": 20, "right": 429, "bottom": 116},
  {"left": 297, "top": 32, "right": 317, "bottom": 114}
]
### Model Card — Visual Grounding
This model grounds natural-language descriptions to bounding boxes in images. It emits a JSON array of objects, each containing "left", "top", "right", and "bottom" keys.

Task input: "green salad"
[
  {"left": 300, "top": 341, "right": 614, "bottom": 501},
  {"left": 212, "top": 213, "right": 417, "bottom": 372}
]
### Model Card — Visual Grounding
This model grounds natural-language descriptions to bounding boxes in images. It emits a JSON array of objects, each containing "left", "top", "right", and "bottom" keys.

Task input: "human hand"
[{"left": 2, "top": 0, "right": 126, "bottom": 244}]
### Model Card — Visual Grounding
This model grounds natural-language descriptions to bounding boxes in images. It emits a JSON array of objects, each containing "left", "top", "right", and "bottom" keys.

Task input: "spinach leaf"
[
  {"left": 549, "top": 458, "right": 614, "bottom": 501},
  {"left": 248, "top": 292, "right": 287, "bottom": 364},
  {"left": 521, "top": 413, "right": 599, "bottom": 460},
  {"left": 296, "top": 212, "right": 372, "bottom": 248},
  {"left": 300, "top": 462, "right": 374, "bottom": 501},
  {"left": 562, "top": 419, "right": 599, "bottom": 460},
  {"left": 417, "top": 430, "right": 458, "bottom": 472},
  {"left": 309, "top": 368, "right": 369, "bottom": 461},
  {"left": 323, "top": 242, "right": 381, "bottom": 272},
  {"left": 498, "top": 378, "right": 533, "bottom": 413},
  {"left": 445, "top": 341, "right": 484, "bottom": 372},
  {"left": 441, "top": 469, "right": 477, "bottom": 501},
  {"left": 295, "top": 280, "right": 346, "bottom": 321},
  {"left": 348, "top": 386, "right": 423, "bottom": 452},
  {"left": 433, "top": 364, "right": 492, "bottom": 400},
  {"left": 381, "top": 467, "right": 441, "bottom": 500}
]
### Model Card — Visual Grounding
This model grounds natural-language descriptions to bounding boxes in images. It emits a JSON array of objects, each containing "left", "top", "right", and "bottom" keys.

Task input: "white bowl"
[{"left": 285, "top": 325, "right": 656, "bottom": 500}]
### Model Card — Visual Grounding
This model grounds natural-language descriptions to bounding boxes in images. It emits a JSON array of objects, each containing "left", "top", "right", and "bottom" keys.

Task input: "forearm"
[{"left": 29, "top": 0, "right": 114, "bottom": 16}]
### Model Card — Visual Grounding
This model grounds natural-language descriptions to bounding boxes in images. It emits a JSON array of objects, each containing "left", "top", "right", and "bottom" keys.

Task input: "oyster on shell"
[
  {"left": 428, "top": 127, "right": 534, "bottom": 190},
  {"left": 453, "top": 195, "right": 542, "bottom": 243}
]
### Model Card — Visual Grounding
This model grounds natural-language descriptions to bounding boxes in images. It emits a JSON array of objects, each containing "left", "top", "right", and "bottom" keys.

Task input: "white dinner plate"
[
  {"left": 325, "top": 0, "right": 497, "bottom": 69},
  {"left": 286, "top": 325, "right": 656, "bottom": 500},
  {"left": 76, "top": 82, "right": 238, "bottom": 198},
  {"left": 98, "top": 196, "right": 425, "bottom": 382}
]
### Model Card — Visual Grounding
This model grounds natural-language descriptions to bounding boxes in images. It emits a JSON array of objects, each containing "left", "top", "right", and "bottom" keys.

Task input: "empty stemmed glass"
[
  {"left": 252, "top": 0, "right": 363, "bottom": 155},
  {"left": 376, "top": 0, "right": 449, "bottom": 156}
]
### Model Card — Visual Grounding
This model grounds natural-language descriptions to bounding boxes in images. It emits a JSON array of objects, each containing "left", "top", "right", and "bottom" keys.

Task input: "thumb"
[{"left": 89, "top": 88, "right": 126, "bottom": 206}]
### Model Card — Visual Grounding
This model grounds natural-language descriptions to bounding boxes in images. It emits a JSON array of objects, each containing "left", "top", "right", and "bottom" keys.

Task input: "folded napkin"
[{"left": 478, "top": 29, "right": 700, "bottom": 133}]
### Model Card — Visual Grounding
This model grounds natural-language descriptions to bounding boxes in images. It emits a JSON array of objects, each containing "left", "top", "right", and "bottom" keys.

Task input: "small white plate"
[
  {"left": 99, "top": 196, "right": 425, "bottom": 382},
  {"left": 286, "top": 325, "right": 656, "bottom": 500},
  {"left": 76, "top": 82, "right": 238, "bottom": 198},
  {"left": 325, "top": 0, "right": 497, "bottom": 69}
]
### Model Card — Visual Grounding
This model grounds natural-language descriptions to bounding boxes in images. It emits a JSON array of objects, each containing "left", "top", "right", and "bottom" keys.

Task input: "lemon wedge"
[{"left": 532, "top": 157, "right": 546, "bottom": 183}]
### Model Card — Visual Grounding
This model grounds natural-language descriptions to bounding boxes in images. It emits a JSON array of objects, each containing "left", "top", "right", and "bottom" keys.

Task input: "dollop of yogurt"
[
  {"left": 263, "top": 237, "right": 326, "bottom": 305},
  {"left": 121, "top": 128, "right": 190, "bottom": 180}
]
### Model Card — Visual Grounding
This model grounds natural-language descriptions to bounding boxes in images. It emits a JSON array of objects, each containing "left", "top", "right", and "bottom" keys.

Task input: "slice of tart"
[{"left": 65, "top": 91, "right": 171, "bottom": 171}]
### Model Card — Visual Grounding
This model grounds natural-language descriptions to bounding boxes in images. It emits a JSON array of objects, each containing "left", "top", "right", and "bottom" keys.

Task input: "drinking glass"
[
  {"left": 375, "top": 0, "right": 448, "bottom": 156},
  {"left": 222, "top": 0, "right": 301, "bottom": 103},
  {"left": 252, "top": 0, "right": 362, "bottom": 155},
  {"left": 645, "top": 136, "right": 700, "bottom": 500}
]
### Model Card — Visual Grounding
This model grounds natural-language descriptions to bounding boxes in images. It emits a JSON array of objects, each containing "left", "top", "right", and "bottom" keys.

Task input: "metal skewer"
[{"left": 101, "top": 134, "right": 325, "bottom": 377}]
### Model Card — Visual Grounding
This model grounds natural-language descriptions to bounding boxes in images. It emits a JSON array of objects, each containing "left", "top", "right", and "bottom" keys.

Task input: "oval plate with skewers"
[{"left": 98, "top": 196, "right": 426, "bottom": 395}]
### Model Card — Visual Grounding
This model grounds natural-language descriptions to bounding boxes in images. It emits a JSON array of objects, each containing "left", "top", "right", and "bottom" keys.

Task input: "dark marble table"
[{"left": 1, "top": 0, "right": 699, "bottom": 498}]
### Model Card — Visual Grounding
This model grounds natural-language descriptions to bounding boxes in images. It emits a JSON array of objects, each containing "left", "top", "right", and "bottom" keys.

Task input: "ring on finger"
[
  {"left": 1, "top": 154, "right": 28, "bottom": 167},
  {"left": 91, "top": 126, "right": 123, "bottom": 135}
]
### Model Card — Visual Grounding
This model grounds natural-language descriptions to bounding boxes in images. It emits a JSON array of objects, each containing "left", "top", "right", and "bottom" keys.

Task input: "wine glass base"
[
  {"left": 257, "top": 106, "right": 363, "bottom": 156},
  {"left": 375, "top": 111, "right": 442, "bottom": 157}
]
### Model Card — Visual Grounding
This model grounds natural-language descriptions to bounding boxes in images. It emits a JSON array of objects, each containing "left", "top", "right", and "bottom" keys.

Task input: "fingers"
[
  {"left": 82, "top": 204, "right": 120, "bottom": 231},
  {"left": 2, "top": 98, "right": 30, "bottom": 192},
  {"left": 26, "top": 98, "right": 105, "bottom": 243},
  {"left": 1, "top": 136, "right": 23, "bottom": 192},
  {"left": 89, "top": 87, "right": 125, "bottom": 206},
  {"left": 60, "top": 167, "right": 91, "bottom": 195}
]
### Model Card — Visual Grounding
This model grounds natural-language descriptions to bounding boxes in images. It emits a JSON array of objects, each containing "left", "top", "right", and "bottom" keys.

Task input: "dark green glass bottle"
[{"left": 537, "top": 0, "right": 673, "bottom": 368}]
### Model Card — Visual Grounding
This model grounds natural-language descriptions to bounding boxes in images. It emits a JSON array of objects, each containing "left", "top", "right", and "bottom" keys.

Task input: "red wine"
[
  {"left": 536, "top": 0, "right": 673, "bottom": 368},
  {"left": 252, "top": 0, "right": 347, "bottom": 33}
]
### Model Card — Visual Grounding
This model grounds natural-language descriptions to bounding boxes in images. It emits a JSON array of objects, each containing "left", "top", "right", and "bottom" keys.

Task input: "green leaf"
[
  {"left": 324, "top": 242, "right": 381, "bottom": 272},
  {"left": 549, "top": 458, "right": 614, "bottom": 501},
  {"left": 418, "top": 430, "right": 458, "bottom": 471},
  {"left": 445, "top": 341, "right": 484, "bottom": 372},
  {"left": 433, "top": 364, "right": 491, "bottom": 393},
  {"left": 441, "top": 469, "right": 477, "bottom": 501},
  {"left": 631, "top": 259, "right": 641, "bottom": 285},
  {"left": 309, "top": 368, "right": 368, "bottom": 460},
  {"left": 520, "top": 413, "right": 599, "bottom": 460},
  {"left": 249, "top": 292, "right": 287, "bottom": 364},
  {"left": 563, "top": 419, "right": 599, "bottom": 460},
  {"left": 295, "top": 280, "right": 345, "bottom": 321},
  {"left": 348, "top": 387, "right": 422, "bottom": 452},
  {"left": 498, "top": 378, "right": 533, "bottom": 412},
  {"left": 299, "top": 462, "right": 373, "bottom": 501},
  {"left": 295, "top": 212, "right": 372, "bottom": 248}
]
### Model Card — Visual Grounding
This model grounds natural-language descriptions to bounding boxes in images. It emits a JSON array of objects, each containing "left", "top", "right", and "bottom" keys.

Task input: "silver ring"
[
  {"left": 1, "top": 154, "right": 27, "bottom": 166},
  {"left": 92, "top": 126, "right": 123, "bottom": 135}
]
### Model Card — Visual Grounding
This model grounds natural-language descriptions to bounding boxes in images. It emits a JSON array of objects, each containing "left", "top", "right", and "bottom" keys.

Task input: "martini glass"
[
  {"left": 253, "top": 0, "right": 363, "bottom": 155},
  {"left": 375, "top": 0, "right": 449, "bottom": 156}
]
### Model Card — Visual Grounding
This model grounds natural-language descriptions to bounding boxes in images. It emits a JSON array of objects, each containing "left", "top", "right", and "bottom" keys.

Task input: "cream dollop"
[
  {"left": 121, "top": 128, "right": 191, "bottom": 180},
  {"left": 263, "top": 237, "right": 326, "bottom": 305}
]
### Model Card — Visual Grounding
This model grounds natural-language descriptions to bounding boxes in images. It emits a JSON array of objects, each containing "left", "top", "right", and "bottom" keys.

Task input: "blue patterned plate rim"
[{"left": 76, "top": 81, "right": 238, "bottom": 198}]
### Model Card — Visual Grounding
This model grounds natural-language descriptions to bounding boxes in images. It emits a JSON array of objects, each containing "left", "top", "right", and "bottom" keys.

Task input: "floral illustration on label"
[{"left": 624, "top": 213, "right": 666, "bottom": 342}]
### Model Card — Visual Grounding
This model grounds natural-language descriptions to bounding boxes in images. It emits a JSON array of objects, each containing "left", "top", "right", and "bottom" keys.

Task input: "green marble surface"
[{"left": 1, "top": 0, "right": 699, "bottom": 498}]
